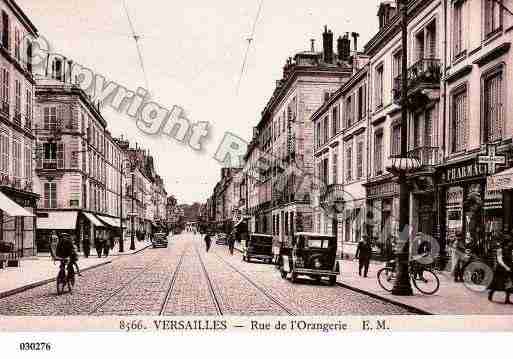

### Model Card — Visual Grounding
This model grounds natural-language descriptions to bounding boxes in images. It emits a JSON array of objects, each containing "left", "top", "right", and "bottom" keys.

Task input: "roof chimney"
[
  {"left": 310, "top": 39, "right": 315, "bottom": 52},
  {"left": 322, "top": 26, "right": 333, "bottom": 63},
  {"left": 351, "top": 32, "right": 360, "bottom": 53},
  {"left": 339, "top": 33, "right": 351, "bottom": 61}
]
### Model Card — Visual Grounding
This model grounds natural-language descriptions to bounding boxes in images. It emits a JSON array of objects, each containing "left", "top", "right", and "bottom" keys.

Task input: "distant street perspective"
[{"left": 0, "top": 233, "right": 412, "bottom": 316}]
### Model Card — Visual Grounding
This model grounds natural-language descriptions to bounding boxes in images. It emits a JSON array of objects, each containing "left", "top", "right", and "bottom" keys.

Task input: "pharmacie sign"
[{"left": 445, "top": 161, "right": 487, "bottom": 183}]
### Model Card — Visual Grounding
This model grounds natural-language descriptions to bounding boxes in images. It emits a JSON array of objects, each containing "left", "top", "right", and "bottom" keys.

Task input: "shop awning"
[
  {"left": 83, "top": 212, "right": 105, "bottom": 227},
  {"left": 0, "top": 191, "right": 35, "bottom": 217},
  {"left": 97, "top": 215, "right": 124, "bottom": 228},
  {"left": 487, "top": 167, "right": 513, "bottom": 191},
  {"left": 37, "top": 211, "right": 78, "bottom": 230}
]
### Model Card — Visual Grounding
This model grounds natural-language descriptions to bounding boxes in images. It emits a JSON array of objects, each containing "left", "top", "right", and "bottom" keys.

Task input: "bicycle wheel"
[
  {"left": 412, "top": 269, "right": 440, "bottom": 295},
  {"left": 56, "top": 271, "right": 66, "bottom": 295},
  {"left": 377, "top": 267, "right": 395, "bottom": 292}
]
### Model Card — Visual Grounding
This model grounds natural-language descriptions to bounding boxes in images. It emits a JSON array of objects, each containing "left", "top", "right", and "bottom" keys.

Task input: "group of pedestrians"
[{"left": 93, "top": 234, "right": 115, "bottom": 258}]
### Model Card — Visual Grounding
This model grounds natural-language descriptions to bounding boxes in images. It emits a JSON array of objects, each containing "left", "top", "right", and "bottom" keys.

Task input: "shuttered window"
[
  {"left": 12, "top": 138, "right": 21, "bottom": 177},
  {"left": 346, "top": 146, "right": 352, "bottom": 182},
  {"left": 332, "top": 105, "right": 339, "bottom": 136},
  {"left": 483, "top": 70, "right": 503, "bottom": 143},
  {"left": 44, "top": 182, "right": 57, "bottom": 208},
  {"left": 43, "top": 107, "right": 57, "bottom": 130},
  {"left": 357, "top": 141, "right": 363, "bottom": 179},
  {"left": 332, "top": 153, "right": 338, "bottom": 185},
  {"left": 452, "top": 88, "right": 467, "bottom": 152},
  {"left": 24, "top": 145, "right": 31, "bottom": 180},
  {"left": 374, "top": 132, "right": 383, "bottom": 175},
  {"left": 391, "top": 125, "right": 401, "bottom": 156},
  {"left": 2, "top": 68, "right": 9, "bottom": 105},
  {"left": 484, "top": 0, "right": 502, "bottom": 37},
  {"left": 453, "top": 1, "right": 464, "bottom": 57},
  {"left": 0, "top": 131, "right": 8, "bottom": 173}
]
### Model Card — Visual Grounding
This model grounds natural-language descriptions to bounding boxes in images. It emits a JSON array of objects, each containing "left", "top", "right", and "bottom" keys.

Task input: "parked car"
[
  {"left": 215, "top": 233, "right": 227, "bottom": 245},
  {"left": 152, "top": 232, "right": 169, "bottom": 248},
  {"left": 279, "top": 232, "right": 338, "bottom": 285},
  {"left": 242, "top": 234, "right": 273, "bottom": 263}
]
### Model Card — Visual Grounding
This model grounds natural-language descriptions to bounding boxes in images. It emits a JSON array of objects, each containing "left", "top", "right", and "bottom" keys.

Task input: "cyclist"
[{"left": 56, "top": 233, "right": 81, "bottom": 276}]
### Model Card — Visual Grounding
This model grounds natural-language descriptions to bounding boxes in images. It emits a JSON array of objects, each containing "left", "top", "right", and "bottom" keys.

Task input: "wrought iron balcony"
[
  {"left": 13, "top": 111, "right": 21, "bottom": 126},
  {"left": 406, "top": 146, "right": 442, "bottom": 168},
  {"left": 320, "top": 184, "right": 345, "bottom": 207},
  {"left": 393, "top": 58, "right": 441, "bottom": 103}
]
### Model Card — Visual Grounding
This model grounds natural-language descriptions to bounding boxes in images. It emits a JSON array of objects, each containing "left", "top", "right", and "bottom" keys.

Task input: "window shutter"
[
  {"left": 70, "top": 139, "right": 79, "bottom": 168},
  {"left": 43, "top": 182, "right": 49, "bottom": 208},
  {"left": 57, "top": 105, "right": 64, "bottom": 131},
  {"left": 57, "top": 142, "right": 64, "bottom": 168}
]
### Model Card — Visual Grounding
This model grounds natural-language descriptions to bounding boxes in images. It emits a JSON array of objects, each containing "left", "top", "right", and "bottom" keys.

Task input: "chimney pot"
[{"left": 322, "top": 26, "right": 334, "bottom": 64}]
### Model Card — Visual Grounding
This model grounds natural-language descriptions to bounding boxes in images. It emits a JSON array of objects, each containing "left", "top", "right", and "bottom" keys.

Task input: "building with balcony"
[
  {"left": 248, "top": 26, "right": 355, "bottom": 248},
  {"left": 311, "top": 37, "right": 370, "bottom": 258},
  {"left": 0, "top": 0, "right": 38, "bottom": 259}
]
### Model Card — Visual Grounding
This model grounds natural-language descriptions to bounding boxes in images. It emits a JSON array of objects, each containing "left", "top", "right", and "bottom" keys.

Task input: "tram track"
[
  {"left": 211, "top": 250, "right": 297, "bottom": 316},
  {"left": 158, "top": 245, "right": 190, "bottom": 315},
  {"left": 88, "top": 257, "right": 165, "bottom": 315},
  {"left": 193, "top": 244, "right": 223, "bottom": 315}
]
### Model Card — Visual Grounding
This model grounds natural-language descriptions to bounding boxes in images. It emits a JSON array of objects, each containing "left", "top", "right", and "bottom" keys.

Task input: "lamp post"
[{"left": 391, "top": 0, "right": 414, "bottom": 296}]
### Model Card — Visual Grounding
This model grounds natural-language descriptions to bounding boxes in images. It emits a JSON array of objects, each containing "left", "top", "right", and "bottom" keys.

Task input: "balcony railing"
[
  {"left": 320, "top": 184, "right": 345, "bottom": 206},
  {"left": 42, "top": 159, "right": 57, "bottom": 170},
  {"left": 407, "top": 146, "right": 442, "bottom": 168},
  {"left": 393, "top": 58, "right": 441, "bottom": 103}
]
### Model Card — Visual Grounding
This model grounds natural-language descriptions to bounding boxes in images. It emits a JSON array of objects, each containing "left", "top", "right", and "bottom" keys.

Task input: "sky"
[{"left": 20, "top": 0, "right": 383, "bottom": 204}]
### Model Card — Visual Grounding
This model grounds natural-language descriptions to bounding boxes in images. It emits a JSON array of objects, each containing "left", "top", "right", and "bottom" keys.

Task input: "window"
[
  {"left": 2, "top": 68, "right": 8, "bottom": 106},
  {"left": 484, "top": 0, "right": 502, "bottom": 37},
  {"left": 374, "top": 132, "right": 384, "bottom": 175},
  {"left": 392, "top": 50, "right": 402, "bottom": 80},
  {"left": 14, "top": 28, "right": 20, "bottom": 61},
  {"left": 391, "top": 124, "right": 401, "bottom": 156},
  {"left": 451, "top": 89, "right": 467, "bottom": 153},
  {"left": 357, "top": 141, "right": 363, "bottom": 179},
  {"left": 12, "top": 139, "right": 21, "bottom": 178},
  {"left": 483, "top": 69, "right": 503, "bottom": 142},
  {"left": 43, "top": 142, "right": 57, "bottom": 169},
  {"left": 323, "top": 116, "right": 328, "bottom": 143},
  {"left": 375, "top": 65, "right": 384, "bottom": 109},
  {"left": 357, "top": 87, "right": 365, "bottom": 121},
  {"left": 21, "top": 145, "right": 30, "bottom": 180},
  {"left": 415, "top": 30, "right": 425, "bottom": 61},
  {"left": 345, "top": 95, "right": 354, "bottom": 127},
  {"left": 25, "top": 90, "right": 32, "bottom": 128},
  {"left": 322, "top": 157, "right": 329, "bottom": 187},
  {"left": 43, "top": 107, "right": 57, "bottom": 130},
  {"left": 14, "top": 80, "right": 21, "bottom": 114},
  {"left": 2, "top": 11, "right": 9, "bottom": 49},
  {"left": 413, "top": 113, "right": 422, "bottom": 148},
  {"left": 332, "top": 105, "right": 339, "bottom": 135},
  {"left": 44, "top": 182, "right": 57, "bottom": 208},
  {"left": 0, "top": 132, "right": 8, "bottom": 173},
  {"left": 332, "top": 153, "right": 338, "bottom": 184},
  {"left": 453, "top": 1, "right": 464, "bottom": 57},
  {"left": 52, "top": 59, "right": 63, "bottom": 81},
  {"left": 346, "top": 146, "right": 352, "bottom": 182}
]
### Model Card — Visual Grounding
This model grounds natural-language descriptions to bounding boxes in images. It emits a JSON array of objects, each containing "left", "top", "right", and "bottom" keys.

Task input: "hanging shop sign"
[
  {"left": 487, "top": 167, "right": 513, "bottom": 192},
  {"left": 478, "top": 144, "right": 506, "bottom": 175}
]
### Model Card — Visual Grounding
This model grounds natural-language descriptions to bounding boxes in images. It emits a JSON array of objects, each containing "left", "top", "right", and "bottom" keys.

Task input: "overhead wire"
[
  {"left": 122, "top": 0, "right": 150, "bottom": 93},
  {"left": 236, "top": 0, "right": 264, "bottom": 95}
]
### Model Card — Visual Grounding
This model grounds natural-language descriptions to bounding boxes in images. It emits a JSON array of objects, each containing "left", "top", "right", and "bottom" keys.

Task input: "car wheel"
[
  {"left": 328, "top": 275, "right": 337, "bottom": 286},
  {"left": 291, "top": 273, "right": 298, "bottom": 283},
  {"left": 247, "top": 256, "right": 251, "bottom": 263}
]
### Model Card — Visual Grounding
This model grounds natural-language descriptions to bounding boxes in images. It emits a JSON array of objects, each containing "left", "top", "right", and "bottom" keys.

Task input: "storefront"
[
  {"left": 365, "top": 178, "right": 400, "bottom": 260},
  {"left": 438, "top": 156, "right": 510, "bottom": 261},
  {"left": 36, "top": 211, "right": 79, "bottom": 253},
  {"left": 0, "top": 188, "right": 37, "bottom": 260}
]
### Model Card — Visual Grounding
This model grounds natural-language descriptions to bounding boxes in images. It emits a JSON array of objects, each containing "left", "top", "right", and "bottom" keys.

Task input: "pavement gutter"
[{"left": 0, "top": 260, "right": 113, "bottom": 300}]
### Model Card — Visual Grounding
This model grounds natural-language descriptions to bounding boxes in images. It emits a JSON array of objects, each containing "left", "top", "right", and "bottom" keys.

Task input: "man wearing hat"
[
  {"left": 355, "top": 235, "right": 372, "bottom": 277},
  {"left": 56, "top": 233, "right": 81, "bottom": 276}
]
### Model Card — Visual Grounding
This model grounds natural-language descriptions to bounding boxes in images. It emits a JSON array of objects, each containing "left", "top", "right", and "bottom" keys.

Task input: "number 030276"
[{"left": 19, "top": 342, "right": 52, "bottom": 351}]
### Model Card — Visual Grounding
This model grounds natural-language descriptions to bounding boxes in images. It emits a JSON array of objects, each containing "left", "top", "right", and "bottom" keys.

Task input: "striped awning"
[
  {"left": 83, "top": 212, "right": 105, "bottom": 227},
  {"left": 97, "top": 215, "right": 124, "bottom": 228},
  {"left": 0, "top": 191, "right": 35, "bottom": 217}
]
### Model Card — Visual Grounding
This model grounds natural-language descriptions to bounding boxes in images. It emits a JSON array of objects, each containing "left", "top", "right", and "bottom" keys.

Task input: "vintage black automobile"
[
  {"left": 152, "top": 232, "right": 169, "bottom": 248},
  {"left": 279, "top": 232, "right": 338, "bottom": 285},
  {"left": 242, "top": 233, "right": 273, "bottom": 263}
]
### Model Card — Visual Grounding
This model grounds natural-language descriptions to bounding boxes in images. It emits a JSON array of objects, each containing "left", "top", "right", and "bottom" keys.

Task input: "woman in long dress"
[{"left": 488, "top": 232, "right": 513, "bottom": 304}]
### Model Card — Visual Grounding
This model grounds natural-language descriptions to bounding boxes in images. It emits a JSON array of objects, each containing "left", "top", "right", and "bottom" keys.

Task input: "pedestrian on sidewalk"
[
  {"left": 204, "top": 231, "right": 212, "bottom": 253},
  {"left": 49, "top": 231, "right": 59, "bottom": 261},
  {"left": 228, "top": 230, "right": 235, "bottom": 255},
  {"left": 94, "top": 233, "right": 102, "bottom": 258},
  {"left": 83, "top": 235, "right": 90, "bottom": 258},
  {"left": 488, "top": 231, "right": 513, "bottom": 304},
  {"left": 451, "top": 232, "right": 465, "bottom": 282},
  {"left": 103, "top": 233, "right": 110, "bottom": 257},
  {"left": 355, "top": 236, "right": 372, "bottom": 277}
]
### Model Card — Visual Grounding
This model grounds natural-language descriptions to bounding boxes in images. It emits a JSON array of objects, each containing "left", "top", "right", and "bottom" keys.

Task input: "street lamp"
[{"left": 388, "top": 0, "right": 414, "bottom": 296}]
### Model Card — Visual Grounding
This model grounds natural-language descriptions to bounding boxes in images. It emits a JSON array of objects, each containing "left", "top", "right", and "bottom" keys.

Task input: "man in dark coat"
[
  {"left": 204, "top": 231, "right": 212, "bottom": 253},
  {"left": 355, "top": 236, "right": 372, "bottom": 277}
]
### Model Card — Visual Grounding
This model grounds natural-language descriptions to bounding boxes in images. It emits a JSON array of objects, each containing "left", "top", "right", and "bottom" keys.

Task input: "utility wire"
[
  {"left": 236, "top": 0, "right": 264, "bottom": 95},
  {"left": 122, "top": 0, "right": 150, "bottom": 93}
]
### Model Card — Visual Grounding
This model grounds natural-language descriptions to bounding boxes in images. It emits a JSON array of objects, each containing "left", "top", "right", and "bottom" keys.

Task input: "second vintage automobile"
[
  {"left": 279, "top": 232, "right": 339, "bottom": 285},
  {"left": 242, "top": 233, "right": 273, "bottom": 263}
]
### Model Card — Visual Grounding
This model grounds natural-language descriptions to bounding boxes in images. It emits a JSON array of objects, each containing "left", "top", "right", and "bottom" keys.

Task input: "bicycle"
[
  {"left": 377, "top": 259, "right": 440, "bottom": 295},
  {"left": 55, "top": 257, "right": 75, "bottom": 295}
]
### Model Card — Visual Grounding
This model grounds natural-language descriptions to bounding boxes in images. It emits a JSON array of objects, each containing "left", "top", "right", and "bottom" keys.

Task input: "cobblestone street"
[{"left": 0, "top": 234, "right": 413, "bottom": 316}]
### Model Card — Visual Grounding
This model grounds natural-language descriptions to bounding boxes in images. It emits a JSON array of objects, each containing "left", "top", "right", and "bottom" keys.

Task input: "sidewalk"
[
  {"left": 0, "top": 240, "right": 151, "bottom": 299},
  {"left": 338, "top": 259, "right": 513, "bottom": 315}
]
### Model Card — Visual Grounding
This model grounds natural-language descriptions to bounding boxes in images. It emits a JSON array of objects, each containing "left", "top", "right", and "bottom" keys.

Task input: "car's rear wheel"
[
  {"left": 328, "top": 275, "right": 337, "bottom": 286},
  {"left": 291, "top": 272, "right": 298, "bottom": 283}
]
